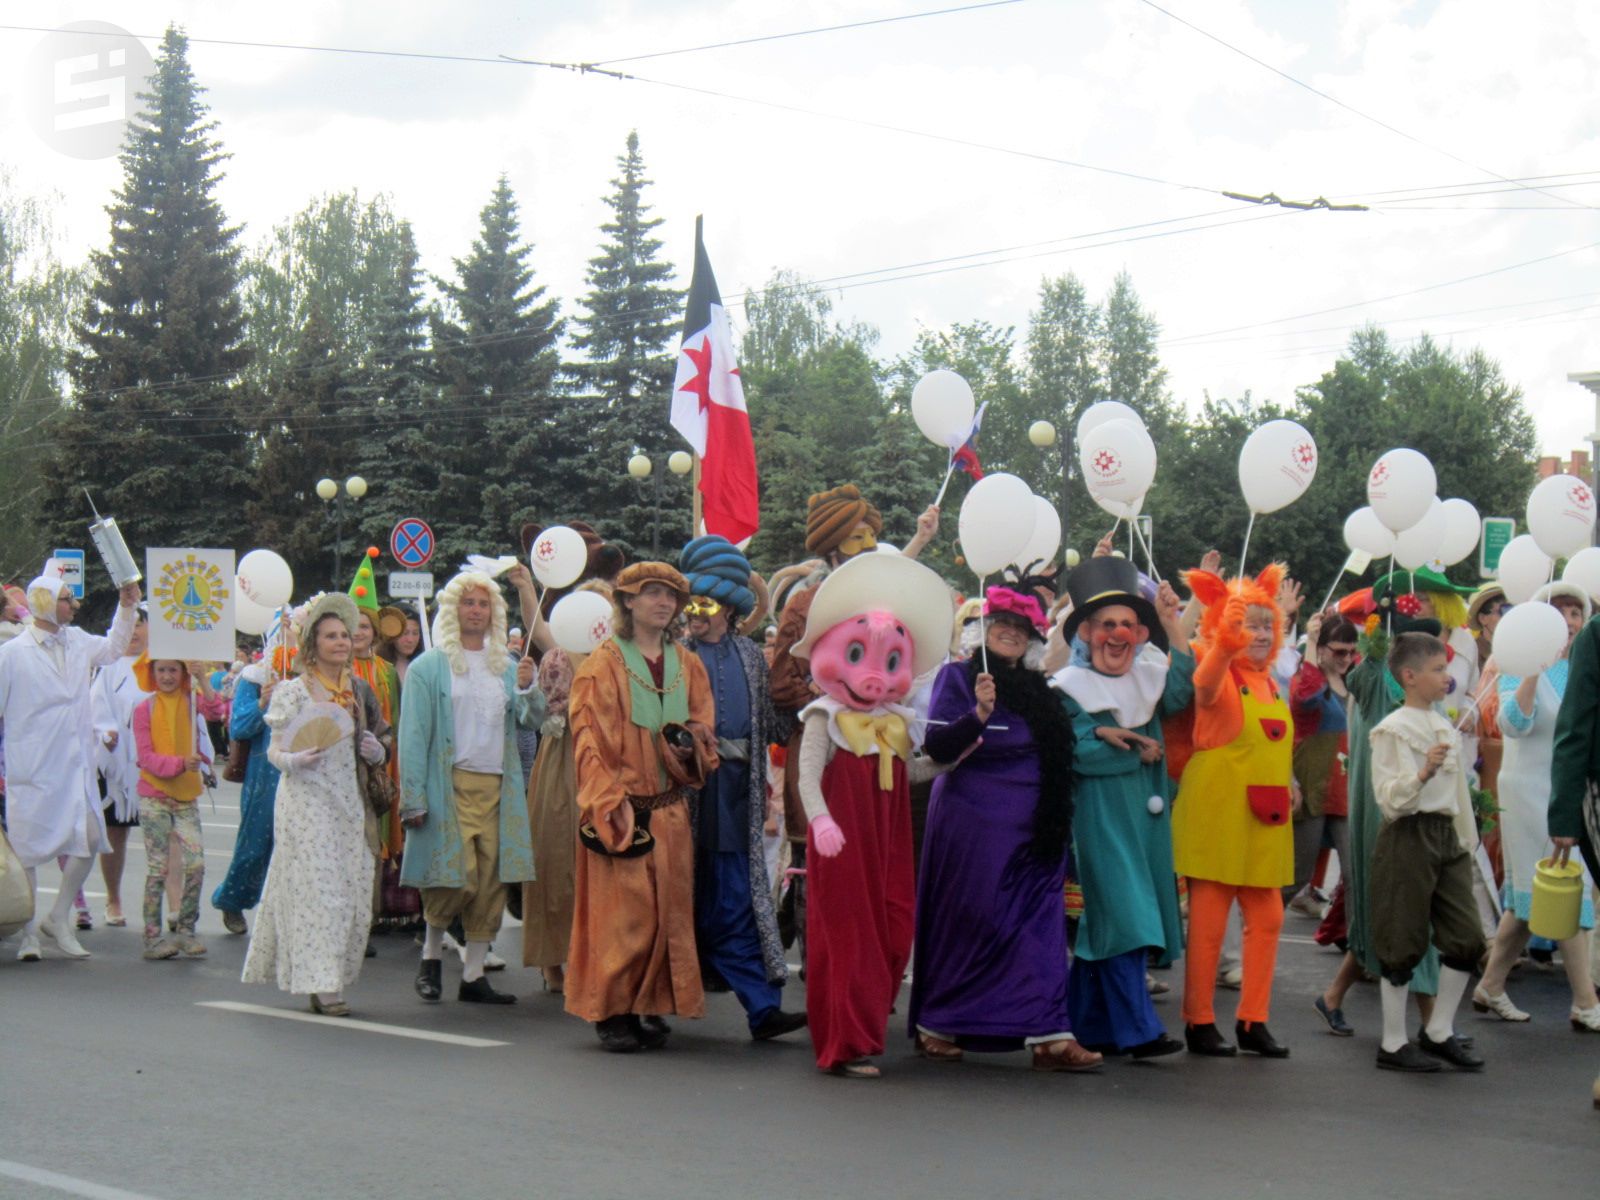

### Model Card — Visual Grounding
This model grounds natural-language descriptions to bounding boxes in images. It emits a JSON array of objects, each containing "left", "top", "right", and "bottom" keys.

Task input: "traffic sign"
[
  {"left": 390, "top": 518, "right": 435, "bottom": 568},
  {"left": 52, "top": 548, "right": 86, "bottom": 599},
  {"left": 1479, "top": 517, "right": 1515, "bottom": 579},
  {"left": 388, "top": 571, "right": 434, "bottom": 599}
]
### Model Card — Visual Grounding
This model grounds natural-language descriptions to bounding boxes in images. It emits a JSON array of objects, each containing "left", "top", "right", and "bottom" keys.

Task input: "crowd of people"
[{"left": 2, "top": 484, "right": 1599, "bottom": 1106}]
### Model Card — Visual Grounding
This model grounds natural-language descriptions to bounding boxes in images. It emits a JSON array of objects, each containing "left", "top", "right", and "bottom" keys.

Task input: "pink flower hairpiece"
[{"left": 984, "top": 586, "right": 1048, "bottom": 635}]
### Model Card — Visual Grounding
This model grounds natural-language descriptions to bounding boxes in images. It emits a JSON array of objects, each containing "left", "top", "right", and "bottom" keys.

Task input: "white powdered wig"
[{"left": 433, "top": 571, "right": 509, "bottom": 676}]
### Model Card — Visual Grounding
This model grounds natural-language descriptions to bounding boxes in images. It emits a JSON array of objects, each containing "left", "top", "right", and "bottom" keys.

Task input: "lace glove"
[
  {"left": 267, "top": 746, "right": 324, "bottom": 774},
  {"left": 358, "top": 731, "right": 386, "bottom": 765}
]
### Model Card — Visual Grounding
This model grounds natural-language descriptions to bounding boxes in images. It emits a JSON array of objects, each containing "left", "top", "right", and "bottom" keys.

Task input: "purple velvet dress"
[{"left": 908, "top": 662, "right": 1071, "bottom": 1049}]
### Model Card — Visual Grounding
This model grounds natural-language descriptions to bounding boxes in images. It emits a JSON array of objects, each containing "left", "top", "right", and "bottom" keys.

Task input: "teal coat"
[
  {"left": 398, "top": 648, "right": 546, "bottom": 889},
  {"left": 1062, "top": 648, "right": 1194, "bottom": 966}
]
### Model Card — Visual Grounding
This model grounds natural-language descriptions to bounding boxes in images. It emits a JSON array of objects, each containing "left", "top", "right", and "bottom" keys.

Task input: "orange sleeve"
[{"left": 569, "top": 649, "right": 633, "bottom": 849}]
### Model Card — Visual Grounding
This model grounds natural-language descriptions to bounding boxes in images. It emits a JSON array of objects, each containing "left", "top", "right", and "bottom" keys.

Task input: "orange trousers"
[{"left": 1182, "top": 878, "right": 1283, "bottom": 1026}]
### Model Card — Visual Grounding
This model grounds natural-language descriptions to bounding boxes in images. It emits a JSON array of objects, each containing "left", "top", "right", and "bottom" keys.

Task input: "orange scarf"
[{"left": 141, "top": 689, "right": 201, "bottom": 802}]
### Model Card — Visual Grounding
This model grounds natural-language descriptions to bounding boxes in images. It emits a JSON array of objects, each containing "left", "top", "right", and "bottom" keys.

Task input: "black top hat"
[{"left": 1060, "top": 557, "right": 1168, "bottom": 652}]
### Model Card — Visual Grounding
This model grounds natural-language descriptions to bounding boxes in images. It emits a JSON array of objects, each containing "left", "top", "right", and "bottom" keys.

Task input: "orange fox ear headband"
[{"left": 1182, "top": 562, "right": 1287, "bottom": 659}]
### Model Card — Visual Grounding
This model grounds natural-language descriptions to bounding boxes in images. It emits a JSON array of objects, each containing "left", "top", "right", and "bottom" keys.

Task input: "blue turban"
[{"left": 678, "top": 535, "right": 756, "bottom": 617}]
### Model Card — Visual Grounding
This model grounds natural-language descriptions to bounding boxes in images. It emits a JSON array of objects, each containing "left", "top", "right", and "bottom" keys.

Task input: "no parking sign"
[{"left": 390, "top": 518, "right": 434, "bottom": 569}]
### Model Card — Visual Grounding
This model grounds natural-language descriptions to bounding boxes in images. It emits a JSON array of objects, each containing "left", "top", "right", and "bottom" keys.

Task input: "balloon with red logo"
[
  {"left": 1526, "top": 474, "right": 1596, "bottom": 559},
  {"left": 529, "top": 525, "right": 587, "bottom": 588}
]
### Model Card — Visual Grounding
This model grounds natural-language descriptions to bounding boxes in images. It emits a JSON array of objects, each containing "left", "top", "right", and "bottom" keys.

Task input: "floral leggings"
[{"left": 141, "top": 795, "right": 204, "bottom": 939}]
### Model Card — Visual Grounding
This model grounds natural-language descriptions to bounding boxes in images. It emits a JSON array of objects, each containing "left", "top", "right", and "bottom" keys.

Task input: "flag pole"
[{"left": 691, "top": 453, "right": 703, "bottom": 537}]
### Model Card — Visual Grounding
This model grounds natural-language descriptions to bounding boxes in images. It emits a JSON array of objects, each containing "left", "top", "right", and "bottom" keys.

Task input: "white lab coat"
[
  {"left": 90, "top": 656, "right": 144, "bottom": 822},
  {"left": 0, "top": 606, "right": 135, "bottom": 867}
]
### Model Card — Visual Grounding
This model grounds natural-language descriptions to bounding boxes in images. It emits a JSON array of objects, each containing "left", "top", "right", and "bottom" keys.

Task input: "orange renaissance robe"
[{"left": 565, "top": 638, "right": 715, "bottom": 1023}]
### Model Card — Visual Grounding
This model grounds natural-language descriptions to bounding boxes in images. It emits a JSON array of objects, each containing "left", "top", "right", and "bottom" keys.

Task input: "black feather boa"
[{"left": 968, "top": 654, "right": 1076, "bottom": 862}]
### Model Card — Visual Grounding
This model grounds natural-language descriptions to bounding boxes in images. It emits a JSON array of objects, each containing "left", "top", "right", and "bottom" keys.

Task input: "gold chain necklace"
[{"left": 611, "top": 642, "right": 681, "bottom": 696}]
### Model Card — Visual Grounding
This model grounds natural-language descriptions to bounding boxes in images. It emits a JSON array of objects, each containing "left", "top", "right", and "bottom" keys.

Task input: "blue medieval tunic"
[{"left": 211, "top": 670, "right": 280, "bottom": 913}]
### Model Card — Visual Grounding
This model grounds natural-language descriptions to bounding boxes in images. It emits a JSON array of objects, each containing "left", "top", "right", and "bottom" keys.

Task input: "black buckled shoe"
[
  {"left": 414, "top": 957, "right": 442, "bottom": 1002},
  {"left": 459, "top": 975, "right": 516, "bottom": 1004},
  {"left": 750, "top": 1009, "right": 808, "bottom": 1042},
  {"left": 1130, "top": 1033, "right": 1185, "bottom": 1059},
  {"left": 1417, "top": 1031, "right": 1484, "bottom": 1071},
  {"left": 633, "top": 1014, "right": 671, "bottom": 1049},
  {"left": 1376, "top": 1042, "right": 1441, "bottom": 1072},
  {"left": 1184, "top": 1022, "right": 1237, "bottom": 1057},
  {"left": 597, "top": 1015, "right": 641, "bottom": 1053},
  {"left": 1235, "top": 1021, "right": 1290, "bottom": 1058}
]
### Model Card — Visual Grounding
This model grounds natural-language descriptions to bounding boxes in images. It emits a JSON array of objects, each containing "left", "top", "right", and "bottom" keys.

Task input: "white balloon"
[
  {"left": 528, "top": 525, "right": 589, "bottom": 588},
  {"left": 1238, "top": 420, "right": 1318, "bottom": 515},
  {"left": 1562, "top": 546, "right": 1600, "bottom": 601},
  {"left": 958, "top": 473, "right": 1036, "bottom": 577},
  {"left": 1343, "top": 507, "right": 1395, "bottom": 557},
  {"left": 1366, "top": 448, "right": 1437, "bottom": 533},
  {"left": 1435, "top": 498, "right": 1481, "bottom": 568},
  {"left": 911, "top": 370, "right": 976, "bottom": 449},
  {"left": 876, "top": 543, "right": 902, "bottom": 556},
  {"left": 1078, "top": 418, "right": 1156, "bottom": 518},
  {"left": 234, "top": 585, "right": 276, "bottom": 636},
  {"left": 1013, "top": 496, "right": 1062, "bottom": 573},
  {"left": 237, "top": 549, "right": 294, "bottom": 609},
  {"left": 548, "top": 591, "right": 614, "bottom": 655},
  {"left": 1526, "top": 473, "right": 1596, "bottom": 559},
  {"left": 1394, "top": 498, "right": 1446, "bottom": 571},
  {"left": 1492, "top": 601, "right": 1570, "bottom": 679},
  {"left": 1075, "top": 400, "right": 1144, "bottom": 444},
  {"left": 1496, "top": 534, "right": 1553, "bottom": 605}
]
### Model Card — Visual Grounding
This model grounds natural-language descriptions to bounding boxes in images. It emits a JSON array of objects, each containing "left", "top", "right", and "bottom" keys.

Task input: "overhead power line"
[
  {"left": 1134, "top": 0, "right": 1596, "bottom": 212},
  {"left": 584, "top": 0, "right": 1025, "bottom": 66}
]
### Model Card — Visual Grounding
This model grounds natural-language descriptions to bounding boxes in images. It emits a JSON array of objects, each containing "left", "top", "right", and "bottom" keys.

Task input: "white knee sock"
[
  {"left": 1424, "top": 966, "right": 1471, "bottom": 1043},
  {"left": 463, "top": 940, "right": 488, "bottom": 983},
  {"left": 23, "top": 867, "right": 40, "bottom": 936},
  {"left": 1379, "top": 979, "right": 1410, "bottom": 1053},
  {"left": 51, "top": 856, "right": 94, "bottom": 926},
  {"left": 422, "top": 924, "right": 444, "bottom": 961}
]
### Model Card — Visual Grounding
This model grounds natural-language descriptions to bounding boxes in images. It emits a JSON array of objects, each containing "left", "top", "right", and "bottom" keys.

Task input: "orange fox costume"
[{"left": 1171, "top": 564, "right": 1295, "bottom": 1040}]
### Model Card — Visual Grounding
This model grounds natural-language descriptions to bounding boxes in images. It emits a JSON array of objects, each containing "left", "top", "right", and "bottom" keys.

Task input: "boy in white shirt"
[{"left": 1368, "top": 632, "right": 1486, "bottom": 1073}]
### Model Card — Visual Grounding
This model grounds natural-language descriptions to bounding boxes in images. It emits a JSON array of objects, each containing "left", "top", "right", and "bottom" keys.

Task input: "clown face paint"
[
  {"left": 1086, "top": 604, "right": 1147, "bottom": 677},
  {"left": 809, "top": 610, "right": 916, "bottom": 710}
]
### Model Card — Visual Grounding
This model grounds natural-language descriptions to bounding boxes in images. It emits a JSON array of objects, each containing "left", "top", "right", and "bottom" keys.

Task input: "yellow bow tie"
[{"left": 836, "top": 711, "right": 912, "bottom": 791}]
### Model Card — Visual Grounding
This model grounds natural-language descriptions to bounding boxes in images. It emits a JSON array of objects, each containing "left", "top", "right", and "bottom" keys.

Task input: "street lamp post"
[
  {"left": 317, "top": 475, "right": 368, "bottom": 586},
  {"left": 627, "top": 451, "right": 694, "bottom": 557}
]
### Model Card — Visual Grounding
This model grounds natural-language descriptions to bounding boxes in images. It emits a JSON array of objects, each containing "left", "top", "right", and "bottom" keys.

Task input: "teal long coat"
[
  {"left": 1062, "top": 648, "right": 1194, "bottom": 966},
  {"left": 398, "top": 648, "right": 546, "bottom": 889}
]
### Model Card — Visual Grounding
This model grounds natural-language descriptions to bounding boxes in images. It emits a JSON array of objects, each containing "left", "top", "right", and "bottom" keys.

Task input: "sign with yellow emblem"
[{"left": 145, "top": 548, "right": 236, "bottom": 661}]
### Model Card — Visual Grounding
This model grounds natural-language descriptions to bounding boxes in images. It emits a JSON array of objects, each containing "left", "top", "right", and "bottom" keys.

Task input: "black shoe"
[
  {"left": 414, "top": 957, "right": 442, "bottom": 1002},
  {"left": 458, "top": 975, "right": 516, "bottom": 1004},
  {"left": 365, "top": 942, "right": 377, "bottom": 958},
  {"left": 1235, "top": 1021, "right": 1290, "bottom": 1058},
  {"left": 750, "top": 1009, "right": 808, "bottom": 1041},
  {"left": 1417, "top": 1031, "right": 1484, "bottom": 1071},
  {"left": 1130, "top": 1033, "right": 1185, "bottom": 1059},
  {"left": 597, "top": 1016, "right": 642, "bottom": 1053},
  {"left": 1377, "top": 1042, "right": 1441, "bottom": 1072},
  {"left": 1184, "top": 1022, "right": 1237, "bottom": 1057},
  {"left": 633, "top": 1014, "right": 671, "bottom": 1049}
]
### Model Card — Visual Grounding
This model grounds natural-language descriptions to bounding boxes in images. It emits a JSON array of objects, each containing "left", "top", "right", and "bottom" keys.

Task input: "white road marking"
[
  {"left": 0, "top": 1158, "right": 165, "bottom": 1200},
  {"left": 37, "top": 888, "right": 109, "bottom": 899},
  {"left": 196, "top": 1001, "right": 510, "bottom": 1047}
]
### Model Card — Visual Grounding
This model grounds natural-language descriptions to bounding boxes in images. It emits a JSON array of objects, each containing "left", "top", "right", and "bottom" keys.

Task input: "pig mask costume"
[{"left": 792, "top": 552, "right": 954, "bottom": 1077}]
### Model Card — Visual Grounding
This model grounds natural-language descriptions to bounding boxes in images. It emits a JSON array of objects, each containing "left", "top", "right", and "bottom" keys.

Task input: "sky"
[{"left": 2, "top": 0, "right": 1597, "bottom": 460}]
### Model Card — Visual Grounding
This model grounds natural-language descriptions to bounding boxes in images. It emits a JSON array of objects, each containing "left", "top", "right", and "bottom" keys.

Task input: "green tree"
[
  {"left": 567, "top": 131, "right": 683, "bottom": 554},
  {"left": 40, "top": 27, "right": 253, "bottom": 615},
  {"left": 0, "top": 173, "right": 84, "bottom": 580},
  {"left": 429, "top": 175, "right": 563, "bottom": 558}
]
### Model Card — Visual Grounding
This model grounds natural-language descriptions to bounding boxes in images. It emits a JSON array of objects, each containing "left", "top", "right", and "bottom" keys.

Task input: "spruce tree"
[
  {"left": 41, "top": 26, "right": 253, "bottom": 611},
  {"left": 567, "top": 131, "right": 684, "bottom": 556},
  {"left": 429, "top": 175, "right": 562, "bottom": 559}
]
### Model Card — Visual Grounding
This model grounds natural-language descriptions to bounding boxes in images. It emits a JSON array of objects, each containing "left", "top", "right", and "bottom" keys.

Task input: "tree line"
[{"left": 2, "top": 27, "right": 1539, "bottom": 617}]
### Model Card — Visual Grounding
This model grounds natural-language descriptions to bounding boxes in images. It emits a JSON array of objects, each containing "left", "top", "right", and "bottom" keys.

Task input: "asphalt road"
[{"left": 2, "top": 778, "right": 1596, "bottom": 1200}]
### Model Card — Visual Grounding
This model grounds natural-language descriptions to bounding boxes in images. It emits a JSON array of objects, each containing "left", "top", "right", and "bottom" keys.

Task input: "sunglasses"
[{"left": 1325, "top": 647, "right": 1357, "bottom": 659}]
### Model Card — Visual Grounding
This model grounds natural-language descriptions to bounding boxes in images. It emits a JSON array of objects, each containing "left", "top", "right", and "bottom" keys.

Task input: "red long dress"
[{"left": 805, "top": 750, "right": 915, "bottom": 1070}]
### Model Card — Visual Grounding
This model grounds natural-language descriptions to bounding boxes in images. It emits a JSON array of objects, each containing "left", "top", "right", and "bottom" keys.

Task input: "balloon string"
[
  {"left": 417, "top": 597, "right": 432, "bottom": 651},
  {"left": 523, "top": 582, "right": 545, "bottom": 661},
  {"left": 1130, "top": 515, "right": 1161, "bottom": 582},
  {"left": 1454, "top": 666, "right": 1499, "bottom": 731},
  {"left": 1316, "top": 560, "right": 1347, "bottom": 618},
  {"left": 1238, "top": 511, "right": 1257, "bottom": 576},
  {"left": 932, "top": 451, "right": 957, "bottom": 508},
  {"left": 978, "top": 573, "right": 989, "bottom": 675}
]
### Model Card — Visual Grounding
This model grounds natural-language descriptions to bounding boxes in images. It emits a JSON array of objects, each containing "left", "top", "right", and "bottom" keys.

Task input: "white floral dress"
[{"left": 241, "top": 678, "right": 374, "bottom": 995}]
